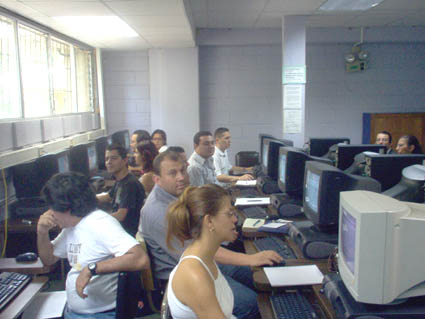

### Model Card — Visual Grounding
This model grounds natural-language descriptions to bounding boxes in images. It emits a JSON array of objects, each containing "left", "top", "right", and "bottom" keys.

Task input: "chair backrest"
[
  {"left": 116, "top": 271, "right": 142, "bottom": 319},
  {"left": 136, "top": 232, "right": 156, "bottom": 291},
  {"left": 235, "top": 151, "right": 260, "bottom": 167},
  {"left": 160, "top": 286, "right": 172, "bottom": 319}
]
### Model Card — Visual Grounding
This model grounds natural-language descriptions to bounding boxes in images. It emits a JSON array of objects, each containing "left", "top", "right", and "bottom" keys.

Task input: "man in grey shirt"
[
  {"left": 139, "top": 150, "right": 282, "bottom": 319},
  {"left": 187, "top": 131, "right": 217, "bottom": 186}
]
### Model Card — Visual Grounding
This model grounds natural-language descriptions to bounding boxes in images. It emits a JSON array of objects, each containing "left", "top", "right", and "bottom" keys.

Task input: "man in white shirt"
[
  {"left": 187, "top": 131, "right": 217, "bottom": 186},
  {"left": 213, "top": 127, "right": 254, "bottom": 186},
  {"left": 37, "top": 172, "right": 149, "bottom": 318}
]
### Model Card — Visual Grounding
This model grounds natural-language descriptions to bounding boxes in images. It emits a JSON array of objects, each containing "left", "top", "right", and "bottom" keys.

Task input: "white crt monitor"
[{"left": 338, "top": 190, "right": 425, "bottom": 305}]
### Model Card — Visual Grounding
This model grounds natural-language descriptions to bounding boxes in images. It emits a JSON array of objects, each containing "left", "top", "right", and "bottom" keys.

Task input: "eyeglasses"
[{"left": 221, "top": 210, "right": 238, "bottom": 218}]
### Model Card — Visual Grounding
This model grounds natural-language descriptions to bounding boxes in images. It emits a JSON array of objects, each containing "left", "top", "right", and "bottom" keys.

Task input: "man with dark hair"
[
  {"left": 38, "top": 172, "right": 149, "bottom": 318},
  {"left": 213, "top": 127, "right": 254, "bottom": 186},
  {"left": 151, "top": 129, "right": 168, "bottom": 153},
  {"left": 167, "top": 146, "right": 188, "bottom": 165},
  {"left": 375, "top": 131, "right": 395, "bottom": 154},
  {"left": 97, "top": 144, "right": 145, "bottom": 236},
  {"left": 187, "top": 131, "right": 217, "bottom": 186},
  {"left": 130, "top": 130, "right": 151, "bottom": 153},
  {"left": 139, "top": 150, "right": 282, "bottom": 319}
]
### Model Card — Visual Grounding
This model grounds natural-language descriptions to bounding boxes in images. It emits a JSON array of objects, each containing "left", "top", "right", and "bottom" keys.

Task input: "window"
[
  {"left": 0, "top": 16, "right": 21, "bottom": 119},
  {"left": 0, "top": 12, "right": 96, "bottom": 120}
]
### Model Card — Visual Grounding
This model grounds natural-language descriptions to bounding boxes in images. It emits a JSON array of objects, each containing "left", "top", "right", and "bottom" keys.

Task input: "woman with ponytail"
[{"left": 166, "top": 184, "right": 238, "bottom": 319}]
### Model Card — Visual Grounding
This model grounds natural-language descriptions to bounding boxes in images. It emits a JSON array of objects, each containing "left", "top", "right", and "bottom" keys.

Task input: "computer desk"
[{"left": 0, "top": 258, "right": 50, "bottom": 319}]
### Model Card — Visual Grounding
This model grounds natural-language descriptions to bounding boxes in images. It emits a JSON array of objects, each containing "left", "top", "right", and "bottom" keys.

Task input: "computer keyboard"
[
  {"left": 239, "top": 188, "right": 260, "bottom": 197},
  {"left": 241, "top": 206, "right": 268, "bottom": 219},
  {"left": 254, "top": 236, "right": 297, "bottom": 259},
  {"left": 0, "top": 272, "right": 32, "bottom": 311},
  {"left": 270, "top": 291, "right": 318, "bottom": 319}
]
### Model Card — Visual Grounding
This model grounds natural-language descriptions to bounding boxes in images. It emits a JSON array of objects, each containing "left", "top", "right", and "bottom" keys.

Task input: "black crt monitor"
[
  {"left": 107, "top": 135, "right": 113, "bottom": 146},
  {"left": 278, "top": 146, "right": 333, "bottom": 198},
  {"left": 365, "top": 153, "right": 425, "bottom": 191},
  {"left": 309, "top": 137, "right": 350, "bottom": 157},
  {"left": 87, "top": 142, "right": 98, "bottom": 175},
  {"left": 260, "top": 135, "right": 275, "bottom": 167},
  {"left": 335, "top": 144, "right": 386, "bottom": 170},
  {"left": 303, "top": 161, "right": 381, "bottom": 232},
  {"left": 36, "top": 150, "right": 70, "bottom": 189},
  {"left": 69, "top": 143, "right": 90, "bottom": 176},
  {"left": 111, "top": 130, "right": 130, "bottom": 152},
  {"left": 94, "top": 136, "right": 108, "bottom": 170},
  {"left": 382, "top": 164, "right": 425, "bottom": 203},
  {"left": 57, "top": 150, "right": 70, "bottom": 173},
  {"left": 11, "top": 160, "right": 42, "bottom": 199},
  {"left": 266, "top": 140, "right": 290, "bottom": 180}
]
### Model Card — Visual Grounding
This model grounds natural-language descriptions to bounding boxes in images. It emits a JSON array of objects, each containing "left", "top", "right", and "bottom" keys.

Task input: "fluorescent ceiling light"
[
  {"left": 54, "top": 16, "right": 138, "bottom": 39},
  {"left": 319, "top": 0, "right": 385, "bottom": 11}
]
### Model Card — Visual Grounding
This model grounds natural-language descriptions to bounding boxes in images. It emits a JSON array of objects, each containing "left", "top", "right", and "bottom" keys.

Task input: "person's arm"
[
  {"left": 172, "top": 259, "right": 227, "bottom": 319},
  {"left": 96, "top": 192, "right": 111, "bottom": 203},
  {"left": 76, "top": 244, "right": 149, "bottom": 298},
  {"left": 214, "top": 246, "right": 282, "bottom": 267},
  {"left": 111, "top": 208, "right": 128, "bottom": 221},
  {"left": 36, "top": 210, "right": 60, "bottom": 266},
  {"left": 216, "top": 173, "right": 253, "bottom": 183}
]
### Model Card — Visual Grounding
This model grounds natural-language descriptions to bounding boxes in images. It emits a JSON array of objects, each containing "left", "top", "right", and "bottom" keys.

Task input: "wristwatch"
[{"left": 88, "top": 262, "right": 97, "bottom": 276}]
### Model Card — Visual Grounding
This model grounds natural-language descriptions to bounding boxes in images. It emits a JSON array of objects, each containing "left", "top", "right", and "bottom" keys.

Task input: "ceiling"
[{"left": 0, "top": 0, "right": 424, "bottom": 50}]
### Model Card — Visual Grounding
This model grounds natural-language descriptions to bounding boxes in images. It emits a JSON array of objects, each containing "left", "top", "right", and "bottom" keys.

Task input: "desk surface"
[
  {"left": 0, "top": 276, "right": 48, "bottom": 319},
  {"left": 0, "top": 258, "right": 53, "bottom": 275}
]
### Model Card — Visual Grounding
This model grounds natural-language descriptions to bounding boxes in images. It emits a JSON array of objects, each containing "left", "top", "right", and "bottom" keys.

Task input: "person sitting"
[
  {"left": 129, "top": 130, "right": 151, "bottom": 173},
  {"left": 166, "top": 184, "right": 237, "bottom": 319},
  {"left": 97, "top": 144, "right": 145, "bottom": 236},
  {"left": 37, "top": 172, "right": 149, "bottom": 319},
  {"left": 213, "top": 127, "right": 254, "bottom": 186},
  {"left": 135, "top": 140, "right": 159, "bottom": 194},
  {"left": 375, "top": 131, "right": 395, "bottom": 154},
  {"left": 396, "top": 135, "right": 423, "bottom": 154},
  {"left": 187, "top": 131, "right": 217, "bottom": 186},
  {"left": 152, "top": 129, "right": 168, "bottom": 153}
]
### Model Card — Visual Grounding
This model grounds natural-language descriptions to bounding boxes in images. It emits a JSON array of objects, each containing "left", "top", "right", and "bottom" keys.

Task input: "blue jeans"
[
  {"left": 64, "top": 305, "right": 115, "bottom": 319},
  {"left": 218, "top": 264, "right": 259, "bottom": 319}
]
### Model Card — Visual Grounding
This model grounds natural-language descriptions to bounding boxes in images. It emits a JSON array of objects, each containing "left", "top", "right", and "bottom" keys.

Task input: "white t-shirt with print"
[{"left": 52, "top": 209, "right": 139, "bottom": 314}]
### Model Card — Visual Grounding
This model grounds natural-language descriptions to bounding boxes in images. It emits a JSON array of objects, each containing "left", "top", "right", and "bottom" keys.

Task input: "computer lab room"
[{"left": 0, "top": 0, "right": 424, "bottom": 318}]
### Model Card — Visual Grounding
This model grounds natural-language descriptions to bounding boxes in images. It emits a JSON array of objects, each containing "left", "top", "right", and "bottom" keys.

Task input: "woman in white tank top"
[{"left": 165, "top": 184, "right": 239, "bottom": 319}]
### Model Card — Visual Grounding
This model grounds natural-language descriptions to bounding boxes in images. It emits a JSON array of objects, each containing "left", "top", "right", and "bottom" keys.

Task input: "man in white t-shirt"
[
  {"left": 37, "top": 172, "right": 149, "bottom": 319},
  {"left": 213, "top": 127, "right": 254, "bottom": 186}
]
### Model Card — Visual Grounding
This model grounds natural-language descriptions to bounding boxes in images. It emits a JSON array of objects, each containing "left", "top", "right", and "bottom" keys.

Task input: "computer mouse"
[{"left": 15, "top": 252, "right": 38, "bottom": 263}]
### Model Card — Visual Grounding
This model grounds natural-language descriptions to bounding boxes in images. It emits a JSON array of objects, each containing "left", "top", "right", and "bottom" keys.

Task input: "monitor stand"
[
  {"left": 288, "top": 220, "right": 337, "bottom": 259},
  {"left": 323, "top": 273, "right": 425, "bottom": 319},
  {"left": 270, "top": 194, "right": 303, "bottom": 217},
  {"left": 257, "top": 176, "right": 280, "bottom": 194}
]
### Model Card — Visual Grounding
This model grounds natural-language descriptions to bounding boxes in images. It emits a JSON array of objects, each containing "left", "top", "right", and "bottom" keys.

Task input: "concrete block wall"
[
  {"left": 305, "top": 42, "right": 425, "bottom": 144},
  {"left": 102, "top": 51, "right": 151, "bottom": 135},
  {"left": 199, "top": 45, "right": 283, "bottom": 163}
]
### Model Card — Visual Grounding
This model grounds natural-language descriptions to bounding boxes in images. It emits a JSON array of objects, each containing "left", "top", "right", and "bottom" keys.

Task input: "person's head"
[
  {"left": 214, "top": 127, "right": 231, "bottom": 151},
  {"left": 42, "top": 172, "right": 97, "bottom": 227},
  {"left": 168, "top": 146, "right": 187, "bottom": 164},
  {"left": 151, "top": 129, "right": 167, "bottom": 150},
  {"left": 396, "top": 135, "right": 423, "bottom": 154},
  {"left": 105, "top": 144, "right": 128, "bottom": 176},
  {"left": 375, "top": 131, "right": 392, "bottom": 149},
  {"left": 135, "top": 140, "right": 158, "bottom": 172},
  {"left": 131, "top": 130, "right": 150, "bottom": 152},
  {"left": 153, "top": 150, "right": 189, "bottom": 196},
  {"left": 193, "top": 131, "right": 215, "bottom": 159},
  {"left": 166, "top": 184, "right": 237, "bottom": 249}
]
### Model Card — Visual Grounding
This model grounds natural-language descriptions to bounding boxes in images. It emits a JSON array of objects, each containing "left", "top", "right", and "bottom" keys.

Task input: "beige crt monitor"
[{"left": 338, "top": 190, "right": 425, "bottom": 305}]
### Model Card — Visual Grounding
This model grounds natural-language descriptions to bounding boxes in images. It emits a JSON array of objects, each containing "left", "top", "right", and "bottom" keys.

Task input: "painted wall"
[
  {"left": 199, "top": 45, "right": 283, "bottom": 163},
  {"left": 102, "top": 51, "right": 151, "bottom": 135}
]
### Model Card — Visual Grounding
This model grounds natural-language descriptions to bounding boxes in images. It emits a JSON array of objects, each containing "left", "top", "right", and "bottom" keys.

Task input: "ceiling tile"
[
  {"left": 106, "top": 0, "right": 185, "bottom": 16},
  {"left": 348, "top": 12, "right": 407, "bottom": 27},
  {"left": 122, "top": 15, "right": 189, "bottom": 28},
  {"left": 264, "top": 0, "right": 325, "bottom": 13},
  {"left": 20, "top": 1, "right": 112, "bottom": 16}
]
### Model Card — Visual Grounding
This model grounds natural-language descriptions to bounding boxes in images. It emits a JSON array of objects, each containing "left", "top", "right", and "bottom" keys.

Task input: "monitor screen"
[
  {"left": 58, "top": 154, "right": 69, "bottom": 173},
  {"left": 278, "top": 154, "right": 286, "bottom": 185},
  {"left": 111, "top": 130, "right": 130, "bottom": 152},
  {"left": 88, "top": 144, "right": 97, "bottom": 171},
  {"left": 262, "top": 142, "right": 269, "bottom": 168},
  {"left": 95, "top": 136, "right": 108, "bottom": 170},
  {"left": 69, "top": 144, "right": 90, "bottom": 176},
  {"left": 338, "top": 191, "right": 425, "bottom": 305},
  {"left": 304, "top": 170, "right": 320, "bottom": 214},
  {"left": 340, "top": 206, "right": 356, "bottom": 274}
]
